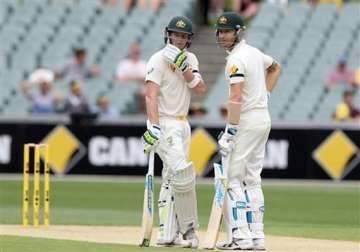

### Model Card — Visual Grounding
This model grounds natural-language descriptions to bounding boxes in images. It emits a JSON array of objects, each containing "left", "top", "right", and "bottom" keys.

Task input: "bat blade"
[
  {"left": 203, "top": 197, "right": 223, "bottom": 249},
  {"left": 139, "top": 173, "right": 154, "bottom": 247},
  {"left": 203, "top": 163, "right": 227, "bottom": 249}
]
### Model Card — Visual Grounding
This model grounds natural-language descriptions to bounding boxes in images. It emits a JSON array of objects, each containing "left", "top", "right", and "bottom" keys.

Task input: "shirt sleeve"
[
  {"left": 145, "top": 55, "right": 162, "bottom": 86},
  {"left": 187, "top": 53, "right": 199, "bottom": 73},
  {"left": 225, "top": 57, "right": 245, "bottom": 84},
  {"left": 263, "top": 53, "right": 274, "bottom": 70}
]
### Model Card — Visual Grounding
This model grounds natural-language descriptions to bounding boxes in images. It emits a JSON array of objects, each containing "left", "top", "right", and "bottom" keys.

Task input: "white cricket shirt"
[
  {"left": 225, "top": 40, "right": 274, "bottom": 114},
  {"left": 145, "top": 48, "right": 199, "bottom": 117}
]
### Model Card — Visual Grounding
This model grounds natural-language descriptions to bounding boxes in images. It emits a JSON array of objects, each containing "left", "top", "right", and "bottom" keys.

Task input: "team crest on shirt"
[
  {"left": 176, "top": 20, "right": 186, "bottom": 28},
  {"left": 229, "top": 65, "right": 238, "bottom": 75},
  {"left": 169, "top": 63, "right": 176, "bottom": 72}
]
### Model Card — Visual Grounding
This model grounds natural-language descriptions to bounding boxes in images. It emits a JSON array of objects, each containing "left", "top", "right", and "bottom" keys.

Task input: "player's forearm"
[
  {"left": 183, "top": 69, "right": 205, "bottom": 94},
  {"left": 228, "top": 83, "right": 243, "bottom": 125},
  {"left": 229, "top": 87, "right": 242, "bottom": 103},
  {"left": 145, "top": 95, "right": 159, "bottom": 125},
  {"left": 193, "top": 80, "right": 206, "bottom": 96},
  {"left": 266, "top": 63, "right": 281, "bottom": 92}
]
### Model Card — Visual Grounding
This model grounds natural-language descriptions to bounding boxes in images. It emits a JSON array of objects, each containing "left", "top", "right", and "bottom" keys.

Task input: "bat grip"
[{"left": 148, "top": 151, "right": 155, "bottom": 176}]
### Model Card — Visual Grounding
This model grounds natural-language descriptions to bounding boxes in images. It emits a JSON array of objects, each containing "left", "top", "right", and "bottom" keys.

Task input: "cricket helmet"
[
  {"left": 164, "top": 16, "right": 194, "bottom": 48},
  {"left": 215, "top": 12, "right": 246, "bottom": 50},
  {"left": 215, "top": 12, "right": 246, "bottom": 31}
]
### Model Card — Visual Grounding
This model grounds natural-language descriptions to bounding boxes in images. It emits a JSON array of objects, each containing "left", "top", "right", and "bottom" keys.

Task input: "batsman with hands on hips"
[
  {"left": 141, "top": 16, "right": 206, "bottom": 248},
  {"left": 215, "top": 12, "right": 281, "bottom": 250}
]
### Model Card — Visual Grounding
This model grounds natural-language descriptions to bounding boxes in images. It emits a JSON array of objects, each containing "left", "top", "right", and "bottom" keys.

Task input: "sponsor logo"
[
  {"left": 147, "top": 67, "right": 154, "bottom": 75},
  {"left": 41, "top": 125, "right": 86, "bottom": 174},
  {"left": 215, "top": 179, "right": 225, "bottom": 207},
  {"left": 88, "top": 136, "right": 147, "bottom": 166},
  {"left": 189, "top": 128, "right": 289, "bottom": 176},
  {"left": 236, "top": 201, "right": 247, "bottom": 209},
  {"left": 313, "top": 130, "right": 360, "bottom": 180},
  {"left": 147, "top": 175, "right": 153, "bottom": 214},
  {"left": 264, "top": 140, "right": 289, "bottom": 170},
  {"left": 189, "top": 128, "right": 217, "bottom": 176}
]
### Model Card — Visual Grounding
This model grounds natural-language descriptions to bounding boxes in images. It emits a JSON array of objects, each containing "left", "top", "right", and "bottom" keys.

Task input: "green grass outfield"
[{"left": 0, "top": 178, "right": 359, "bottom": 251}]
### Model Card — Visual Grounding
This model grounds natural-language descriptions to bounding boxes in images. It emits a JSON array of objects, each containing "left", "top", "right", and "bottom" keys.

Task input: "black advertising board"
[{"left": 0, "top": 120, "right": 359, "bottom": 180}]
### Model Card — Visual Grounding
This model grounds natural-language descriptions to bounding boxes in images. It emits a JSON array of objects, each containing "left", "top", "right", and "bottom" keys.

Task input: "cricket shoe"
[
  {"left": 156, "top": 235, "right": 192, "bottom": 248},
  {"left": 252, "top": 238, "right": 266, "bottom": 250},
  {"left": 216, "top": 238, "right": 253, "bottom": 250},
  {"left": 182, "top": 228, "right": 199, "bottom": 249}
]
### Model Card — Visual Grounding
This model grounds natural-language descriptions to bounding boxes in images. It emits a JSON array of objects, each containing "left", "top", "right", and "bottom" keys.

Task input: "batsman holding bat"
[
  {"left": 141, "top": 16, "right": 206, "bottom": 248},
  {"left": 214, "top": 12, "right": 281, "bottom": 250}
]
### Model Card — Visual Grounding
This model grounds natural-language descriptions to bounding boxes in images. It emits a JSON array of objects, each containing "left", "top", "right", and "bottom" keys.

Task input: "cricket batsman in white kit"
[
  {"left": 215, "top": 12, "right": 281, "bottom": 250},
  {"left": 141, "top": 16, "right": 206, "bottom": 248}
]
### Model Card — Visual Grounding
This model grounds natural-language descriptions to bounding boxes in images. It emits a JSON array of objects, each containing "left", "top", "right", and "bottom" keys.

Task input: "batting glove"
[
  {"left": 218, "top": 125, "right": 237, "bottom": 157},
  {"left": 163, "top": 44, "right": 189, "bottom": 73},
  {"left": 142, "top": 122, "right": 162, "bottom": 154}
]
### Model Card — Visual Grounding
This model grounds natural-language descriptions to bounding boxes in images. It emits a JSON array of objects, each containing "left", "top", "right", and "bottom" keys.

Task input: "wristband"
[{"left": 187, "top": 75, "right": 201, "bottom": 88}]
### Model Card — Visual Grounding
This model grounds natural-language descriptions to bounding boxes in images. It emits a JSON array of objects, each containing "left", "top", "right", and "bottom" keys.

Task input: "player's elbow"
[
  {"left": 275, "top": 65, "right": 281, "bottom": 80},
  {"left": 276, "top": 63, "right": 281, "bottom": 74},
  {"left": 268, "top": 62, "right": 281, "bottom": 74}
]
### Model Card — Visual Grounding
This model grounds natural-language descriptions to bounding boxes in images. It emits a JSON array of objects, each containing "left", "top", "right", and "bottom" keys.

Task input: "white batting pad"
[
  {"left": 171, "top": 163, "right": 198, "bottom": 234},
  {"left": 157, "top": 181, "right": 177, "bottom": 243},
  {"left": 245, "top": 184, "right": 265, "bottom": 239},
  {"left": 226, "top": 184, "right": 252, "bottom": 240}
]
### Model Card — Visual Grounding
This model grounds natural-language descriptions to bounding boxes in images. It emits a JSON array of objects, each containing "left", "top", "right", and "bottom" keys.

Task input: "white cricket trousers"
[
  {"left": 156, "top": 116, "right": 198, "bottom": 234},
  {"left": 156, "top": 117, "right": 192, "bottom": 180},
  {"left": 224, "top": 108, "right": 271, "bottom": 240},
  {"left": 228, "top": 108, "right": 271, "bottom": 186}
]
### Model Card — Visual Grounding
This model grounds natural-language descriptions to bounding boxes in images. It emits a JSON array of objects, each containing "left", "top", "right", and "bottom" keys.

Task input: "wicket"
[{"left": 22, "top": 143, "right": 50, "bottom": 227}]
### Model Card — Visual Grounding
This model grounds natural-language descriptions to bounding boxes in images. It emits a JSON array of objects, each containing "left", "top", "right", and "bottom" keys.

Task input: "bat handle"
[
  {"left": 148, "top": 151, "right": 155, "bottom": 176},
  {"left": 221, "top": 154, "right": 230, "bottom": 179}
]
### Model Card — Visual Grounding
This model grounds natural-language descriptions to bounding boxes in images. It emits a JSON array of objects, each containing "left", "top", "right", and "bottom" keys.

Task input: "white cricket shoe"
[
  {"left": 182, "top": 228, "right": 199, "bottom": 249},
  {"left": 216, "top": 238, "right": 254, "bottom": 250},
  {"left": 156, "top": 237, "right": 192, "bottom": 248},
  {"left": 253, "top": 238, "right": 266, "bottom": 250},
  {"left": 157, "top": 230, "right": 194, "bottom": 248}
]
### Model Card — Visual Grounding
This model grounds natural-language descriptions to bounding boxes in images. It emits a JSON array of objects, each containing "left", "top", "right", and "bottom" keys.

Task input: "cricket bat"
[
  {"left": 139, "top": 151, "right": 155, "bottom": 247},
  {"left": 203, "top": 156, "right": 229, "bottom": 250}
]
